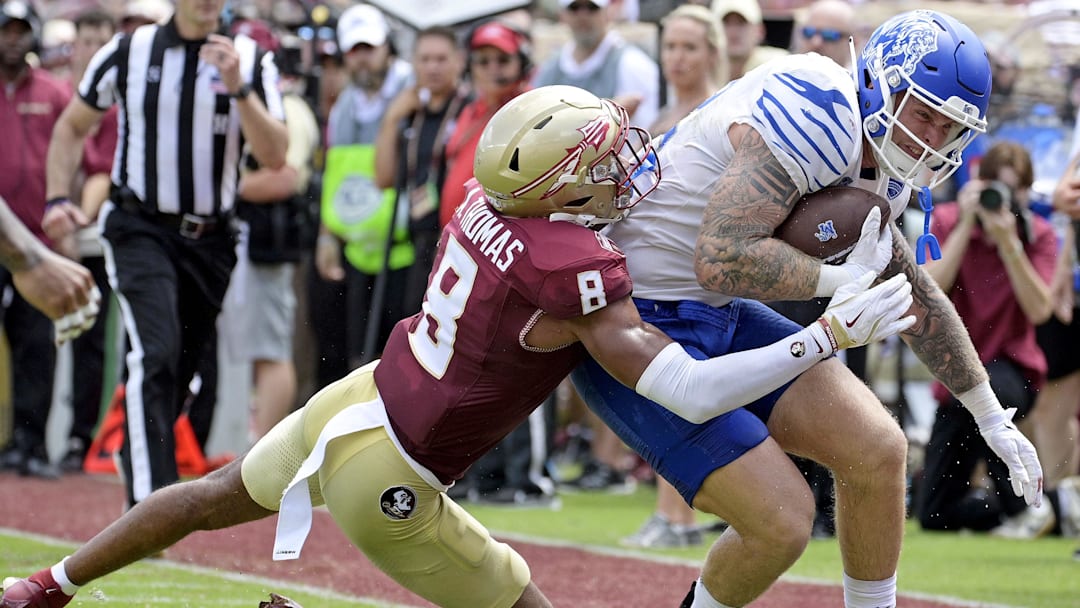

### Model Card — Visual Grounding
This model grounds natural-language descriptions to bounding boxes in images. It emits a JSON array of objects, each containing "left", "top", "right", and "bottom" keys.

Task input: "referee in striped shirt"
[{"left": 41, "top": 0, "right": 287, "bottom": 508}]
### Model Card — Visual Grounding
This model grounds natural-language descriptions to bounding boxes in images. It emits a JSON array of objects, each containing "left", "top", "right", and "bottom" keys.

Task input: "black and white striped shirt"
[{"left": 79, "top": 19, "right": 285, "bottom": 217}]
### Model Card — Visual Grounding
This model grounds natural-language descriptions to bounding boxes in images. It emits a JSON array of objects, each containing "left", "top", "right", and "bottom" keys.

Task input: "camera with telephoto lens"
[{"left": 978, "top": 181, "right": 1011, "bottom": 211}]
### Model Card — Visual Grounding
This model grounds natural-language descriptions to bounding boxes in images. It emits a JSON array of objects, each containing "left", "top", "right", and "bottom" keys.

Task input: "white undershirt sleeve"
[{"left": 634, "top": 327, "right": 831, "bottom": 423}]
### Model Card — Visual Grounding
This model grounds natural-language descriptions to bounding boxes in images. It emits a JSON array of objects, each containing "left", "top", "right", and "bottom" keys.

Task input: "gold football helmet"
[{"left": 474, "top": 85, "right": 660, "bottom": 227}]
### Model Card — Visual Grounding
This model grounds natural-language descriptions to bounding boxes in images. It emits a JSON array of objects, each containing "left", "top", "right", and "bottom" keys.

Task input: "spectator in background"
[
  {"left": 648, "top": 4, "right": 727, "bottom": 136},
  {"left": 37, "top": 18, "right": 75, "bottom": 81},
  {"left": 710, "top": 0, "right": 787, "bottom": 79},
  {"left": 532, "top": 0, "right": 659, "bottom": 128},
  {"left": 119, "top": 0, "right": 173, "bottom": 34},
  {"left": 916, "top": 142, "right": 1058, "bottom": 537},
  {"left": 790, "top": 0, "right": 855, "bottom": 68},
  {"left": 0, "top": 0, "right": 72, "bottom": 480},
  {"left": 42, "top": 0, "right": 287, "bottom": 508},
  {"left": 49, "top": 7, "right": 121, "bottom": 474},
  {"left": 981, "top": 31, "right": 1024, "bottom": 133},
  {"left": 226, "top": 23, "right": 321, "bottom": 441},
  {"left": 438, "top": 20, "right": 531, "bottom": 227},
  {"left": 315, "top": 3, "right": 413, "bottom": 382},
  {"left": 623, "top": 2, "right": 727, "bottom": 549},
  {"left": 374, "top": 26, "right": 469, "bottom": 316},
  {"left": 1033, "top": 146, "right": 1080, "bottom": 542}
]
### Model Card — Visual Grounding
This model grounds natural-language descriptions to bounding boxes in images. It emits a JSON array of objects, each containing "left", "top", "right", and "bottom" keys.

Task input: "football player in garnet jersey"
[
  {"left": 0, "top": 86, "right": 915, "bottom": 608},
  {"left": 570, "top": 10, "right": 1043, "bottom": 608}
]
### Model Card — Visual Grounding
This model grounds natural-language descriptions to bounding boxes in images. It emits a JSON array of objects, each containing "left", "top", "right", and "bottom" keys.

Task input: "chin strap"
[
  {"left": 915, "top": 186, "right": 941, "bottom": 265},
  {"left": 549, "top": 212, "right": 621, "bottom": 228}
]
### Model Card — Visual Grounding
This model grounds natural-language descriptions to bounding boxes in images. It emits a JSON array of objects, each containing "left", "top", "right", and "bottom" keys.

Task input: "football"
[{"left": 774, "top": 186, "right": 891, "bottom": 264}]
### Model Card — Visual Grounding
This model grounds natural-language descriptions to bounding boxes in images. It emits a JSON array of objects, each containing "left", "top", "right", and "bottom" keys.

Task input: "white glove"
[
  {"left": 815, "top": 207, "right": 894, "bottom": 296},
  {"left": 54, "top": 286, "right": 101, "bottom": 345},
  {"left": 976, "top": 407, "right": 1044, "bottom": 507},
  {"left": 808, "top": 272, "right": 915, "bottom": 353}
]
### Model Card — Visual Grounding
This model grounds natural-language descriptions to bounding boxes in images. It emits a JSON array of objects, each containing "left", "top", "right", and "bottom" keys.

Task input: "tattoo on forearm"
[
  {"left": 696, "top": 127, "right": 819, "bottom": 300},
  {"left": 0, "top": 204, "right": 42, "bottom": 272},
  {"left": 887, "top": 226, "right": 986, "bottom": 393}
]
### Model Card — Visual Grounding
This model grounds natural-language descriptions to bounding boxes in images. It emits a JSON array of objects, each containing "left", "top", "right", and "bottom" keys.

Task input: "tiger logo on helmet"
[{"left": 474, "top": 85, "right": 660, "bottom": 228}]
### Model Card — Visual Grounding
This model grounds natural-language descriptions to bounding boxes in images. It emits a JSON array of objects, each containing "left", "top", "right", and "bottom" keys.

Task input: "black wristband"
[
  {"left": 230, "top": 83, "right": 252, "bottom": 100},
  {"left": 46, "top": 196, "right": 71, "bottom": 209}
]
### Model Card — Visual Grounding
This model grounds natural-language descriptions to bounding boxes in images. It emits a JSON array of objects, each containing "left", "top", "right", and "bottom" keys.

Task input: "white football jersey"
[{"left": 607, "top": 53, "right": 911, "bottom": 307}]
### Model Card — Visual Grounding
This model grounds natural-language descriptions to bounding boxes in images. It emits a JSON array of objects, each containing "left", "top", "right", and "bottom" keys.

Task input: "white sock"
[
  {"left": 691, "top": 579, "right": 736, "bottom": 608},
  {"left": 51, "top": 557, "right": 81, "bottom": 596},
  {"left": 843, "top": 572, "right": 896, "bottom": 608}
]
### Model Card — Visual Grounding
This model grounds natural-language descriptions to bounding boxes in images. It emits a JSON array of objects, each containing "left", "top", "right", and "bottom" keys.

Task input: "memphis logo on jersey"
[
  {"left": 511, "top": 116, "right": 610, "bottom": 199},
  {"left": 864, "top": 10, "right": 937, "bottom": 80},
  {"left": 815, "top": 220, "right": 838, "bottom": 242}
]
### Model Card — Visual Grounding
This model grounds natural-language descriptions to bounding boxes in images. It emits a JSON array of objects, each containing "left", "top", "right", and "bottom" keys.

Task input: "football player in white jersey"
[{"left": 573, "top": 10, "right": 1044, "bottom": 608}]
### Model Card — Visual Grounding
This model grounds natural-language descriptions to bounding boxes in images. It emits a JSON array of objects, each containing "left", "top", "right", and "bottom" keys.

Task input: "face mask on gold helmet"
[{"left": 474, "top": 85, "right": 660, "bottom": 228}]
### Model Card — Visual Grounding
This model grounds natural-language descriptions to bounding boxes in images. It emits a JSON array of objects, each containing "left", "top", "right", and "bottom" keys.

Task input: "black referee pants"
[{"left": 101, "top": 204, "right": 235, "bottom": 506}]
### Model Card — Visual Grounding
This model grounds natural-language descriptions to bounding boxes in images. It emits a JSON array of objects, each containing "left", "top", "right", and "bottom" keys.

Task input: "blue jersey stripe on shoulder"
[
  {"left": 759, "top": 91, "right": 842, "bottom": 177},
  {"left": 774, "top": 73, "right": 853, "bottom": 137},
  {"left": 754, "top": 70, "right": 859, "bottom": 187}
]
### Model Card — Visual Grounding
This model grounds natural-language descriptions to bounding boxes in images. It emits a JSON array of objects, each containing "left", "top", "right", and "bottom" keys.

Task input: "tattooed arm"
[
  {"left": 0, "top": 198, "right": 45, "bottom": 272},
  {"left": 694, "top": 124, "right": 823, "bottom": 301},
  {"left": 884, "top": 219, "right": 1043, "bottom": 505},
  {"left": 0, "top": 196, "right": 97, "bottom": 323},
  {"left": 880, "top": 221, "right": 988, "bottom": 394}
]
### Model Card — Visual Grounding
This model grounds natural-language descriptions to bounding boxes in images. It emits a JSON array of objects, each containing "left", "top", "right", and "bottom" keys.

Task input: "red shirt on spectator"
[
  {"left": 929, "top": 201, "right": 1059, "bottom": 404},
  {"left": 439, "top": 86, "right": 528, "bottom": 228},
  {"left": 0, "top": 66, "right": 71, "bottom": 242}
]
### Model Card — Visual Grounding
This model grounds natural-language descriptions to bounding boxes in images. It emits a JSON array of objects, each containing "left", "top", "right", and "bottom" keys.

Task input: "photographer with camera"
[{"left": 916, "top": 141, "right": 1060, "bottom": 536}]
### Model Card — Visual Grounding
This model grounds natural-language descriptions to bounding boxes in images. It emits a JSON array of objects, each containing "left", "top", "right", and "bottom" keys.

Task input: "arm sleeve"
[{"left": 635, "top": 329, "right": 829, "bottom": 423}]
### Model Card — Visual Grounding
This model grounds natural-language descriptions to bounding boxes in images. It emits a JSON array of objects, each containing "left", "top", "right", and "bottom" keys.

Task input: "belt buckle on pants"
[{"left": 178, "top": 214, "right": 212, "bottom": 239}]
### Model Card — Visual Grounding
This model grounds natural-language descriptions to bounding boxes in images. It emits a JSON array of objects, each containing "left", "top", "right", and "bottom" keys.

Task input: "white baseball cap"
[
  {"left": 122, "top": 0, "right": 174, "bottom": 26},
  {"left": 337, "top": 4, "right": 389, "bottom": 52},
  {"left": 711, "top": 0, "right": 763, "bottom": 25}
]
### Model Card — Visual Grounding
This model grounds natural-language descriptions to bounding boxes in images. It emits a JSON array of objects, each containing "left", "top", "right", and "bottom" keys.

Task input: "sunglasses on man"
[
  {"left": 566, "top": 2, "right": 602, "bottom": 13},
  {"left": 801, "top": 26, "right": 846, "bottom": 42}
]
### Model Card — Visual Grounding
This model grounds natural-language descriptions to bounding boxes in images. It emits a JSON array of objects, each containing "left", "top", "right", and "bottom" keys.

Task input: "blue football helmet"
[{"left": 856, "top": 10, "right": 990, "bottom": 188}]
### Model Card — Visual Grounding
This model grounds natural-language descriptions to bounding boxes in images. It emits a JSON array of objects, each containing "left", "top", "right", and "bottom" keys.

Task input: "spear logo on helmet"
[{"left": 510, "top": 116, "right": 611, "bottom": 200}]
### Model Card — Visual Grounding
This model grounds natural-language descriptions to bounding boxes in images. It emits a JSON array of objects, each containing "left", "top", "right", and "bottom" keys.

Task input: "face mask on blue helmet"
[{"left": 855, "top": 10, "right": 990, "bottom": 189}]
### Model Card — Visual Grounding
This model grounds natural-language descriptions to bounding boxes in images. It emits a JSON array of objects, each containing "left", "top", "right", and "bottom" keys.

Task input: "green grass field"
[
  {"left": 4, "top": 484, "right": 1078, "bottom": 607},
  {"left": 0, "top": 534, "right": 391, "bottom": 608},
  {"left": 467, "top": 486, "right": 1080, "bottom": 608}
]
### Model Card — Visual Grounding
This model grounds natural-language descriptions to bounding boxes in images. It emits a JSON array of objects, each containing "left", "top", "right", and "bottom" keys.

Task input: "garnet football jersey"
[{"left": 375, "top": 179, "right": 632, "bottom": 483}]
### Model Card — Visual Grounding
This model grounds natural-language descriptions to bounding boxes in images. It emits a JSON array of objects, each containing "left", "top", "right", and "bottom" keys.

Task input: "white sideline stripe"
[
  {"left": 489, "top": 530, "right": 1024, "bottom": 608},
  {"left": 0, "top": 528, "right": 420, "bottom": 608},
  {"left": 2, "top": 526, "right": 1022, "bottom": 608}
]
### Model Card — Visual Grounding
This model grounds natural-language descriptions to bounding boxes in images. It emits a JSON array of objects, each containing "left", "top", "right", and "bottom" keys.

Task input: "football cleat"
[{"left": 0, "top": 570, "right": 73, "bottom": 608}]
